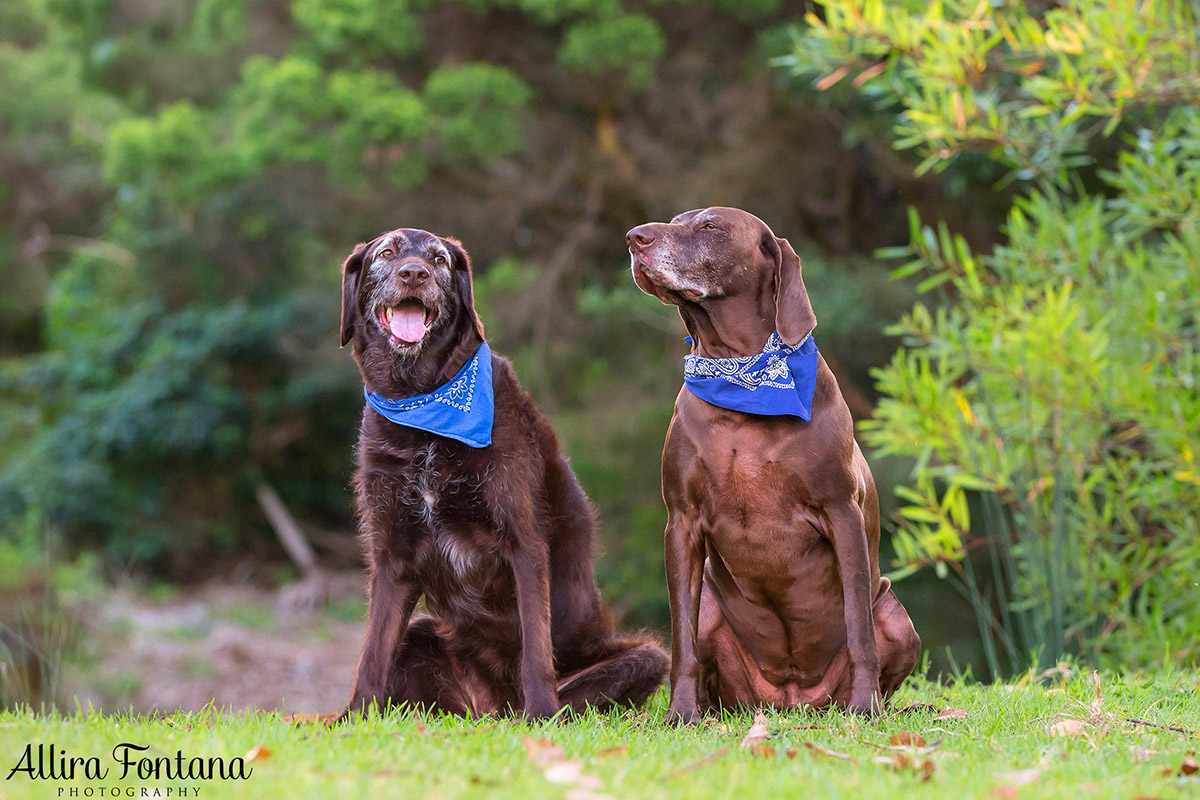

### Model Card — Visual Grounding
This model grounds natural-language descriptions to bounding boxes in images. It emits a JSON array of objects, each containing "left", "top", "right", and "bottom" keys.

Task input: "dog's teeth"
[{"left": 384, "top": 308, "right": 393, "bottom": 321}]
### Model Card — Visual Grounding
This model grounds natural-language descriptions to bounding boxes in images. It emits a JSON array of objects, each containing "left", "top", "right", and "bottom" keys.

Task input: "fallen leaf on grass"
[
  {"left": 543, "top": 761, "right": 587, "bottom": 785},
  {"left": 803, "top": 742, "right": 856, "bottom": 762},
  {"left": 1132, "top": 748, "right": 1158, "bottom": 762},
  {"left": 245, "top": 746, "right": 272, "bottom": 763},
  {"left": 996, "top": 768, "right": 1041, "bottom": 787},
  {"left": 871, "top": 753, "right": 936, "bottom": 781},
  {"left": 739, "top": 711, "right": 770, "bottom": 751},
  {"left": 876, "top": 734, "right": 944, "bottom": 756},
  {"left": 283, "top": 712, "right": 339, "bottom": 726},
  {"left": 1049, "top": 718, "right": 1085, "bottom": 737},
  {"left": 597, "top": 746, "right": 629, "bottom": 758},
  {"left": 1180, "top": 755, "right": 1199, "bottom": 776},
  {"left": 889, "top": 732, "right": 927, "bottom": 747},
  {"left": 524, "top": 738, "right": 567, "bottom": 767},
  {"left": 523, "top": 738, "right": 609, "bottom": 799},
  {"left": 937, "top": 708, "right": 970, "bottom": 720},
  {"left": 744, "top": 745, "right": 802, "bottom": 760}
]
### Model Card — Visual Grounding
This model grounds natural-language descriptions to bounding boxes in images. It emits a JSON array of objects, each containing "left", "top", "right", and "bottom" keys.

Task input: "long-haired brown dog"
[{"left": 339, "top": 227, "right": 667, "bottom": 720}]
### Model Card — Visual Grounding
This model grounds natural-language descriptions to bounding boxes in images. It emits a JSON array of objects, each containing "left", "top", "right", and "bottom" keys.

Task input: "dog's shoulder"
[
  {"left": 484, "top": 346, "right": 572, "bottom": 477},
  {"left": 487, "top": 348, "right": 551, "bottom": 432}
]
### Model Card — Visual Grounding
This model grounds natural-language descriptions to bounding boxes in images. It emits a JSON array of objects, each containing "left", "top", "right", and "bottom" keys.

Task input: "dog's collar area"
[
  {"left": 682, "top": 332, "right": 818, "bottom": 420},
  {"left": 364, "top": 342, "right": 494, "bottom": 447}
]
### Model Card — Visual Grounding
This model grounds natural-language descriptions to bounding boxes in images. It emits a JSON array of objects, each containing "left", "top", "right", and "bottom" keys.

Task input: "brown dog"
[
  {"left": 626, "top": 207, "right": 920, "bottom": 721},
  {"left": 339, "top": 227, "right": 667, "bottom": 720}
]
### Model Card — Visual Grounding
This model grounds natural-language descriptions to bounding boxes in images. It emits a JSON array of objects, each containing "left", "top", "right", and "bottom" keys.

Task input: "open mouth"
[{"left": 377, "top": 299, "right": 437, "bottom": 345}]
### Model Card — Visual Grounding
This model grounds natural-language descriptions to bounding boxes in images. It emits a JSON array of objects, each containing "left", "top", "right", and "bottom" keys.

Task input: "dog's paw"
[
  {"left": 522, "top": 704, "right": 561, "bottom": 723},
  {"left": 664, "top": 704, "right": 701, "bottom": 726},
  {"left": 846, "top": 690, "right": 882, "bottom": 718}
]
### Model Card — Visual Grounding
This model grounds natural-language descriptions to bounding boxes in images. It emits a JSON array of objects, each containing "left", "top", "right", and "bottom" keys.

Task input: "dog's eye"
[
  {"left": 434, "top": 254, "right": 447, "bottom": 265},
  {"left": 700, "top": 222, "right": 717, "bottom": 231},
  {"left": 379, "top": 249, "right": 393, "bottom": 259}
]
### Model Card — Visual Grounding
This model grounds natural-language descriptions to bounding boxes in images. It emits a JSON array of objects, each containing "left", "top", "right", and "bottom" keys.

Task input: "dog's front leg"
[
  {"left": 510, "top": 541, "right": 561, "bottom": 720},
  {"left": 828, "top": 502, "right": 882, "bottom": 715},
  {"left": 344, "top": 559, "right": 420, "bottom": 719},
  {"left": 664, "top": 511, "right": 704, "bottom": 724}
]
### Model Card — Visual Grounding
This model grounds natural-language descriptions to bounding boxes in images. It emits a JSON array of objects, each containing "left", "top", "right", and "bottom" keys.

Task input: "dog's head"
[
  {"left": 626, "top": 207, "right": 816, "bottom": 348},
  {"left": 340, "top": 228, "right": 485, "bottom": 389}
]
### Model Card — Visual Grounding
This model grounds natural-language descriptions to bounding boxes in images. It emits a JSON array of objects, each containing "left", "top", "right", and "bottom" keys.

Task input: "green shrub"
[{"left": 784, "top": 0, "right": 1200, "bottom": 672}]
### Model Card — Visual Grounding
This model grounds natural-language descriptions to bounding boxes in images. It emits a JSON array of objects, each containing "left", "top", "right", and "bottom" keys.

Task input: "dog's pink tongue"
[{"left": 389, "top": 306, "right": 427, "bottom": 343}]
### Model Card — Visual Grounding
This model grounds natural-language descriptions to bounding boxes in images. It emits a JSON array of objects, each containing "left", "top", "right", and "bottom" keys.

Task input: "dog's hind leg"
[
  {"left": 872, "top": 579, "right": 921, "bottom": 700},
  {"left": 555, "top": 639, "right": 669, "bottom": 713}
]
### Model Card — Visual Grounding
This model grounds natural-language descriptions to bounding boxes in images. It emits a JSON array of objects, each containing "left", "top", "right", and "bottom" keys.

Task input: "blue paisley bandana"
[
  {"left": 364, "top": 342, "right": 494, "bottom": 447},
  {"left": 683, "top": 333, "right": 818, "bottom": 420}
]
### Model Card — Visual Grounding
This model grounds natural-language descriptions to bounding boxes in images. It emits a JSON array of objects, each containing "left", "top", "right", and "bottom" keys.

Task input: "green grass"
[{"left": 1, "top": 670, "right": 1197, "bottom": 799}]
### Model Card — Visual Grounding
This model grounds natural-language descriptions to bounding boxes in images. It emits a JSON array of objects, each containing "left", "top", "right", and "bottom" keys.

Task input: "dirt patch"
[{"left": 74, "top": 575, "right": 366, "bottom": 715}]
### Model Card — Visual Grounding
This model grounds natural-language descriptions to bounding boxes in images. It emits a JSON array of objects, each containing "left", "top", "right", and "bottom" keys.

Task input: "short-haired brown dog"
[{"left": 627, "top": 207, "right": 920, "bottom": 721}]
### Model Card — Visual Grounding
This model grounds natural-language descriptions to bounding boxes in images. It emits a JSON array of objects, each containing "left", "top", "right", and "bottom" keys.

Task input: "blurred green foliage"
[
  {"left": 1, "top": 0, "right": 1193, "bottom": 682},
  {"left": 785, "top": 0, "right": 1200, "bottom": 182},
  {"left": 3, "top": 0, "right": 951, "bottom": 634},
  {"left": 785, "top": 0, "right": 1200, "bottom": 672}
]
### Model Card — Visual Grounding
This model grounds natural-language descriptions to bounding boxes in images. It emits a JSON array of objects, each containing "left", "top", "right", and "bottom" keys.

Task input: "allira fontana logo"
[{"left": 6, "top": 742, "right": 254, "bottom": 795}]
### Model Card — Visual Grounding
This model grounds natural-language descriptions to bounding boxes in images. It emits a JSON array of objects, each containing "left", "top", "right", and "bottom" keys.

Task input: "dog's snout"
[
  {"left": 626, "top": 226, "right": 657, "bottom": 252},
  {"left": 398, "top": 262, "right": 430, "bottom": 286}
]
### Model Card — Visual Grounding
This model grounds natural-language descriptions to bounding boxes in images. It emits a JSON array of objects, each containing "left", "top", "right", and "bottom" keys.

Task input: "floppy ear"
[
  {"left": 340, "top": 241, "right": 370, "bottom": 348},
  {"left": 773, "top": 237, "right": 817, "bottom": 346},
  {"left": 443, "top": 237, "right": 486, "bottom": 340}
]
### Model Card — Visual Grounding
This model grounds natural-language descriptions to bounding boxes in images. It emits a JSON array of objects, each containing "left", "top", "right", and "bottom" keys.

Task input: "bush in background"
[
  {"left": 2, "top": 0, "right": 959, "bottom": 630},
  {"left": 784, "top": 0, "right": 1200, "bottom": 672}
]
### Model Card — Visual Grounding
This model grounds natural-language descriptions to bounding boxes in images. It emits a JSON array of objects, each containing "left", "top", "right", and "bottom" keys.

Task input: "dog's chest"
[
  {"left": 710, "top": 436, "right": 802, "bottom": 516},
  {"left": 376, "top": 442, "right": 500, "bottom": 578},
  {"left": 685, "top": 420, "right": 827, "bottom": 552}
]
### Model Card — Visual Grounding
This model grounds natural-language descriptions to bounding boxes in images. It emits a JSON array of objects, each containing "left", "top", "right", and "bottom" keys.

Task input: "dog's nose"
[
  {"left": 626, "top": 226, "right": 656, "bottom": 252},
  {"left": 398, "top": 262, "right": 429, "bottom": 286}
]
